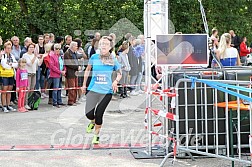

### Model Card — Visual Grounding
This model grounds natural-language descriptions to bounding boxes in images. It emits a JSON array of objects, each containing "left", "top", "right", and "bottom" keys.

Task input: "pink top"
[
  {"left": 49, "top": 51, "right": 61, "bottom": 78},
  {"left": 16, "top": 68, "right": 28, "bottom": 88},
  {"left": 49, "top": 51, "right": 66, "bottom": 78}
]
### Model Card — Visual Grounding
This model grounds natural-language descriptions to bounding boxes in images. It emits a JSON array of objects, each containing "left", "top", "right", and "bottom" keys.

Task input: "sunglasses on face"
[
  {"left": 102, "top": 36, "right": 112, "bottom": 41},
  {"left": 100, "top": 42, "right": 110, "bottom": 46},
  {"left": 55, "top": 48, "right": 61, "bottom": 50}
]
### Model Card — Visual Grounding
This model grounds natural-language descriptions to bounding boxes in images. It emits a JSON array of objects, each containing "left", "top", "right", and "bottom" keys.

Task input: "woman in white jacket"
[{"left": 1, "top": 42, "right": 18, "bottom": 112}]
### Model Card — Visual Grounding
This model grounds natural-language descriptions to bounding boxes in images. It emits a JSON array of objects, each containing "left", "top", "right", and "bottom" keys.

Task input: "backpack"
[{"left": 28, "top": 91, "right": 41, "bottom": 110}]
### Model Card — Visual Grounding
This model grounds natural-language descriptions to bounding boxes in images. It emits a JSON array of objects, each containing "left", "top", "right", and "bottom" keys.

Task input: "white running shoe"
[
  {"left": 130, "top": 90, "right": 139, "bottom": 96},
  {"left": 137, "top": 90, "right": 144, "bottom": 94},
  {"left": 111, "top": 95, "right": 118, "bottom": 100},
  {"left": 80, "top": 96, "right": 86, "bottom": 102},
  {"left": 25, "top": 105, "right": 31, "bottom": 110},
  {"left": 7, "top": 106, "right": 16, "bottom": 112},
  {"left": 2, "top": 107, "right": 9, "bottom": 113},
  {"left": 42, "top": 93, "right": 49, "bottom": 98}
]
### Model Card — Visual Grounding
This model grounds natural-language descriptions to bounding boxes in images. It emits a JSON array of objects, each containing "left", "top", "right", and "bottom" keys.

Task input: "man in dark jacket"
[
  {"left": 229, "top": 30, "right": 241, "bottom": 52},
  {"left": 63, "top": 35, "right": 72, "bottom": 53},
  {"left": 20, "top": 37, "right": 32, "bottom": 58},
  {"left": 64, "top": 41, "right": 79, "bottom": 105}
]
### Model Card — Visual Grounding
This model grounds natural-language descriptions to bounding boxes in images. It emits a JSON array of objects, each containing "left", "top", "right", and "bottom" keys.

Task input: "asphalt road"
[{"left": 0, "top": 93, "right": 243, "bottom": 166}]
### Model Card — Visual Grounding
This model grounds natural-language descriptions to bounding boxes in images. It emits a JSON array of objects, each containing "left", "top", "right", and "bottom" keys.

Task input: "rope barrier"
[
  {"left": 0, "top": 87, "right": 81, "bottom": 93},
  {"left": 0, "top": 83, "right": 155, "bottom": 93},
  {"left": 189, "top": 77, "right": 252, "bottom": 102}
]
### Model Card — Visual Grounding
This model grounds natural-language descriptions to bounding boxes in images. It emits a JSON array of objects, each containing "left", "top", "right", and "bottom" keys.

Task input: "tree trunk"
[{"left": 17, "top": 0, "right": 39, "bottom": 35}]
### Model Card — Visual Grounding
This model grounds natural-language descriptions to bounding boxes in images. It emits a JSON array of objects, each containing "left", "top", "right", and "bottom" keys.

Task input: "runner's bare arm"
[
  {"left": 115, "top": 69, "right": 122, "bottom": 82},
  {"left": 112, "top": 69, "right": 122, "bottom": 93},
  {"left": 82, "top": 64, "right": 92, "bottom": 88}
]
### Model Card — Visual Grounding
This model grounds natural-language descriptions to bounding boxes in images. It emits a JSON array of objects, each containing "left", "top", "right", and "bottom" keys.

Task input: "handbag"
[
  {"left": 0, "top": 65, "right": 14, "bottom": 77},
  {"left": 0, "top": 54, "right": 14, "bottom": 77}
]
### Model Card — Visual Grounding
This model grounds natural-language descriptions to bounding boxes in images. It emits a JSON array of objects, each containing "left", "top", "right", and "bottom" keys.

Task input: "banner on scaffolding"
[{"left": 156, "top": 34, "right": 208, "bottom": 67}]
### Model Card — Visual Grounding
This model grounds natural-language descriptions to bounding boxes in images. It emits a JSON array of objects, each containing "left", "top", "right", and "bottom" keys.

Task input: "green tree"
[{"left": 0, "top": 0, "right": 251, "bottom": 44}]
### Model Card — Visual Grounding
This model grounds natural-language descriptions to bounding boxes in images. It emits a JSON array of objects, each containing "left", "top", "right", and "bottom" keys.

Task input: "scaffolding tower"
[
  {"left": 130, "top": 0, "right": 172, "bottom": 161},
  {"left": 131, "top": 1, "right": 212, "bottom": 166}
]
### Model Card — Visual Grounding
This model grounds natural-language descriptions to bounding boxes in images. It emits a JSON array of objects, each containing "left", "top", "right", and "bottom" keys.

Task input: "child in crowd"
[
  {"left": 16, "top": 58, "right": 28, "bottom": 112},
  {"left": 118, "top": 41, "right": 131, "bottom": 98}
]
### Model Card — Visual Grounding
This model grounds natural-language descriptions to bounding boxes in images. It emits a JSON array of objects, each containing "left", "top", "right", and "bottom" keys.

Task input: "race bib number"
[
  {"left": 95, "top": 74, "right": 107, "bottom": 84},
  {"left": 21, "top": 72, "right": 28, "bottom": 80}
]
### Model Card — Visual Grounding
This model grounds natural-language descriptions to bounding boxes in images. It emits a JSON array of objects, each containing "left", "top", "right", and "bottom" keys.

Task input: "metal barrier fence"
[
  {"left": 173, "top": 78, "right": 252, "bottom": 166},
  {"left": 130, "top": 66, "right": 252, "bottom": 166}
]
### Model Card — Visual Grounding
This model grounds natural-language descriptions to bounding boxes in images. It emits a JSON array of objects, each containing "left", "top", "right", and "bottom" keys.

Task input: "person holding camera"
[{"left": 1, "top": 42, "right": 18, "bottom": 112}]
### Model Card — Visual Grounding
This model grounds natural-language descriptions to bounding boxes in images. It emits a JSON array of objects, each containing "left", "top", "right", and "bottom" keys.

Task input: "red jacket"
[
  {"left": 44, "top": 53, "right": 50, "bottom": 68},
  {"left": 240, "top": 42, "right": 251, "bottom": 57},
  {"left": 49, "top": 51, "right": 61, "bottom": 78}
]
